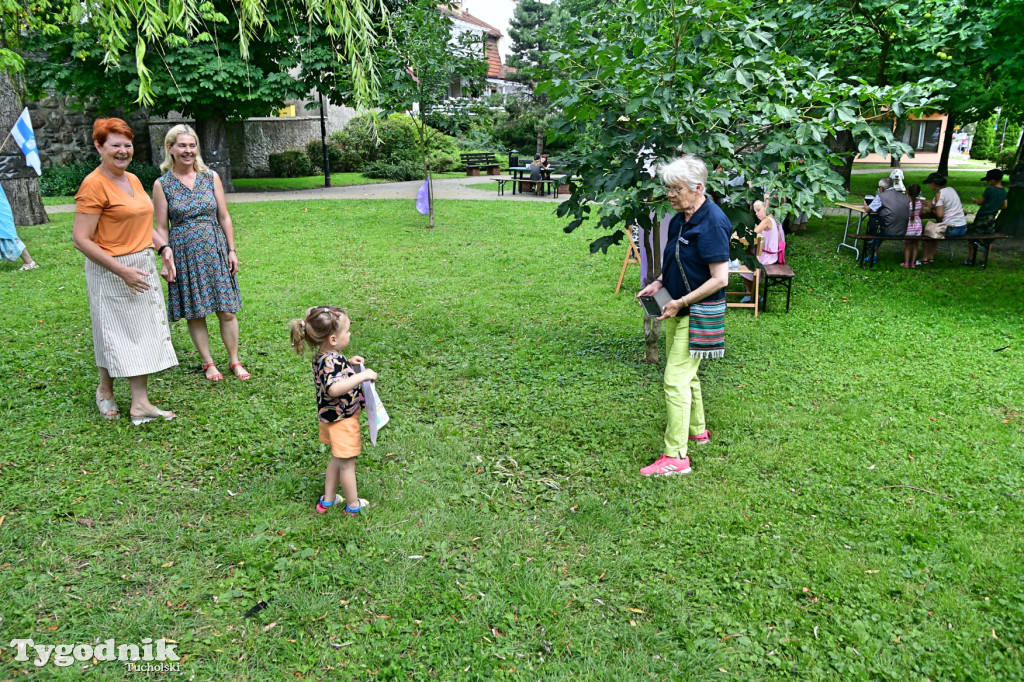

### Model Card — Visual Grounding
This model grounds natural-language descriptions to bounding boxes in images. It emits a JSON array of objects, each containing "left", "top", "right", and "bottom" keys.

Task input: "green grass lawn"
[
  {"left": 41, "top": 195, "right": 76, "bottom": 206},
  {"left": 2, "top": 202, "right": 1023, "bottom": 679}
]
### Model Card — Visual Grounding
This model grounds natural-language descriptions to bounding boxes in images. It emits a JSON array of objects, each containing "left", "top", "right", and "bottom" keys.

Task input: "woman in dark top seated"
[{"left": 636, "top": 155, "right": 730, "bottom": 477}]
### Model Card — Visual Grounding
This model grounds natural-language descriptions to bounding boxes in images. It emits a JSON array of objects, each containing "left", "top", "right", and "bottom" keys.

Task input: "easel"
[{"left": 614, "top": 232, "right": 642, "bottom": 293}]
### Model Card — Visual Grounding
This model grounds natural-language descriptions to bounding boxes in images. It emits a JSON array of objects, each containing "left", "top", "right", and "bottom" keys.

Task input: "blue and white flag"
[{"left": 10, "top": 108, "right": 41, "bottom": 176}]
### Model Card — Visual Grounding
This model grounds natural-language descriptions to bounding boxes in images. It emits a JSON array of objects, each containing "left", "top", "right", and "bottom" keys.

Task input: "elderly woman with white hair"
[
  {"left": 153, "top": 124, "right": 250, "bottom": 382},
  {"left": 636, "top": 155, "right": 730, "bottom": 477}
]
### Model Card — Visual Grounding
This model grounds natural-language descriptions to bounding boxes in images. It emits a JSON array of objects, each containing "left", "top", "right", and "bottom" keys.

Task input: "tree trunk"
[
  {"left": 936, "top": 112, "right": 956, "bottom": 176},
  {"left": 890, "top": 117, "right": 906, "bottom": 168},
  {"left": 644, "top": 315, "right": 660, "bottom": 364},
  {"left": 825, "top": 130, "right": 855, "bottom": 190},
  {"left": 0, "top": 67, "right": 49, "bottom": 226},
  {"left": 999, "top": 163, "right": 1024, "bottom": 238},
  {"left": 535, "top": 122, "right": 545, "bottom": 156},
  {"left": 319, "top": 92, "right": 331, "bottom": 188},
  {"left": 194, "top": 115, "right": 234, "bottom": 192}
]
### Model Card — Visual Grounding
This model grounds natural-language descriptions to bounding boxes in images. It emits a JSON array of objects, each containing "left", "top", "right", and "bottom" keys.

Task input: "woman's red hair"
[{"left": 93, "top": 118, "right": 134, "bottom": 145}]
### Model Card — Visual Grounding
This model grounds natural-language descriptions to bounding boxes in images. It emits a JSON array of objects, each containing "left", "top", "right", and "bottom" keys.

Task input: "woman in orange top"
[{"left": 72, "top": 118, "right": 178, "bottom": 425}]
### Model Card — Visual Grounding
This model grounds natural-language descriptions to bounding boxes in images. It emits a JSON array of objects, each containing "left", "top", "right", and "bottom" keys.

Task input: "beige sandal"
[
  {"left": 131, "top": 408, "right": 176, "bottom": 426},
  {"left": 95, "top": 391, "right": 120, "bottom": 420}
]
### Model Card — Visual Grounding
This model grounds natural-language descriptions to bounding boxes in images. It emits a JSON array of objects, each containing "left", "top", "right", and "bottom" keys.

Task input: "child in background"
[
  {"left": 740, "top": 200, "right": 784, "bottom": 303},
  {"left": 290, "top": 306, "right": 377, "bottom": 515},
  {"left": 903, "top": 184, "right": 923, "bottom": 268}
]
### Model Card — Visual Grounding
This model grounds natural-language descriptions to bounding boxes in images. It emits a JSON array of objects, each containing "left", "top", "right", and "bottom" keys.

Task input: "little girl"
[
  {"left": 740, "top": 200, "right": 784, "bottom": 302},
  {"left": 290, "top": 306, "right": 378, "bottom": 515},
  {"left": 903, "top": 184, "right": 923, "bottom": 268}
]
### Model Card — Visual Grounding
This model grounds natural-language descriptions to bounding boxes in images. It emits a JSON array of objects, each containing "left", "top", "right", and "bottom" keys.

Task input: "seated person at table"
[
  {"left": 964, "top": 169, "right": 1008, "bottom": 265},
  {"left": 528, "top": 154, "right": 546, "bottom": 194},
  {"left": 920, "top": 172, "right": 967, "bottom": 264},
  {"left": 863, "top": 177, "right": 908, "bottom": 262},
  {"left": 739, "top": 200, "right": 784, "bottom": 303}
]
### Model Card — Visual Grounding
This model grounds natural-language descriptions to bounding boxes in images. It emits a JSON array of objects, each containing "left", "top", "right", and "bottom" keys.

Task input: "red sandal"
[
  {"left": 229, "top": 362, "right": 251, "bottom": 381},
  {"left": 201, "top": 362, "right": 224, "bottom": 381}
]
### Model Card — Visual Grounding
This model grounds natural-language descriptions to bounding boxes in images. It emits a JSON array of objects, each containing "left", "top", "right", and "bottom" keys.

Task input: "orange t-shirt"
[{"left": 74, "top": 168, "right": 154, "bottom": 257}]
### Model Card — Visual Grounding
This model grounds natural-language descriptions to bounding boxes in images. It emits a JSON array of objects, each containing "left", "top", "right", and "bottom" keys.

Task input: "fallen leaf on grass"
[
  {"left": 263, "top": 622, "right": 277, "bottom": 632},
  {"left": 629, "top": 619, "right": 636, "bottom": 627},
  {"left": 0, "top": 514, "right": 5, "bottom": 528},
  {"left": 161, "top": 562, "right": 174, "bottom": 568},
  {"left": 627, "top": 608, "right": 645, "bottom": 614},
  {"left": 77, "top": 518, "right": 95, "bottom": 528}
]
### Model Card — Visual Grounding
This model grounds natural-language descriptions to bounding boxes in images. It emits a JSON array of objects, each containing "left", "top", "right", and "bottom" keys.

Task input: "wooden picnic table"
[{"left": 835, "top": 201, "right": 869, "bottom": 259}]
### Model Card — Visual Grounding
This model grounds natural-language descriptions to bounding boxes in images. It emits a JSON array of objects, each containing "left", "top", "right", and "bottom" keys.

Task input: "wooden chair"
[{"left": 726, "top": 236, "right": 762, "bottom": 317}]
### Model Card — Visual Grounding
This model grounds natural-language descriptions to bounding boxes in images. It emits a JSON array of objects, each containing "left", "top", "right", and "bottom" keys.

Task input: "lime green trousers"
[{"left": 663, "top": 315, "right": 706, "bottom": 458}]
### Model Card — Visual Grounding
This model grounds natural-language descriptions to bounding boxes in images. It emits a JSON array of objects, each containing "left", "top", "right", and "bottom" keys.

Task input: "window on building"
[{"left": 906, "top": 120, "right": 943, "bottom": 152}]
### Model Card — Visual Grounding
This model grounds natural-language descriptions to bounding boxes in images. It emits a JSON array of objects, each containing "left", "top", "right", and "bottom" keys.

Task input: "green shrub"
[
  {"left": 304, "top": 139, "right": 346, "bottom": 174},
  {"left": 268, "top": 150, "right": 312, "bottom": 178},
  {"left": 362, "top": 160, "right": 423, "bottom": 182},
  {"left": 39, "top": 161, "right": 95, "bottom": 196},
  {"left": 427, "top": 150, "right": 462, "bottom": 173},
  {"left": 39, "top": 157, "right": 161, "bottom": 196},
  {"left": 996, "top": 147, "right": 1018, "bottom": 170},
  {"left": 328, "top": 114, "right": 460, "bottom": 173},
  {"left": 970, "top": 117, "right": 997, "bottom": 161},
  {"left": 129, "top": 161, "right": 162, "bottom": 190}
]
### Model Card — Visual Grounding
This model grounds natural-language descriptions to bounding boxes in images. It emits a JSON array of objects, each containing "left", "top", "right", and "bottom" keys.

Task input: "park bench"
[
  {"left": 461, "top": 152, "right": 501, "bottom": 176},
  {"left": 849, "top": 232, "right": 1010, "bottom": 269},
  {"left": 496, "top": 176, "right": 563, "bottom": 198}
]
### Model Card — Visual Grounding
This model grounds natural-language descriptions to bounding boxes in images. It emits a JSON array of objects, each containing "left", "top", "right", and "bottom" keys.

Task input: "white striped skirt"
[{"left": 85, "top": 250, "right": 178, "bottom": 378}]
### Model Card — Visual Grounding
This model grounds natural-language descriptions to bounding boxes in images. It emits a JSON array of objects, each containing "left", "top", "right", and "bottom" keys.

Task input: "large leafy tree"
[
  {"left": 18, "top": 0, "right": 387, "bottom": 191},
  {"left": 31, "top": 2, "right": 303, "bottom": 191},
  {"left": 376, "top": 0, "right": 486, "bottom": 227},
  {"left": 772, "top": 0, "right": 1024, "bottom": 177},
  {"left": 541, "top": 0, "right": 939, "bottom": 361},
  {"left": 0, "top": 0, "right": 71, "bottom": 225}
]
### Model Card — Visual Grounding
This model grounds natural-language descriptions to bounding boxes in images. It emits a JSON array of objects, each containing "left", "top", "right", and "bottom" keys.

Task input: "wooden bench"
[
  {"left": 849, "top": 233, "right": 1010, "bottom": 269},
  {"left": 512, "top": 177, "right": 562, "bottom": 197},
  {"left": 461, "top": 152, "right": 500, "bottom": 176},
  {"left": 762, "top": 263, "right": 795, "bottom": 312}
]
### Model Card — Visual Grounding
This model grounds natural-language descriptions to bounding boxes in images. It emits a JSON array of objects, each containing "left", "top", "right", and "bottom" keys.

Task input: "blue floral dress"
[{"left": 161, "top": 171, "right": 242, "bottom": 321}]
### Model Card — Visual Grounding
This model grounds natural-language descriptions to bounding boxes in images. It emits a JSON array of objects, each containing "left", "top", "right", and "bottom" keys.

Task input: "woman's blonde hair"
[
  {"left": 289, "top": 306, "right": 349, "bottom": 355},
  {"left": 160, "top": 124, "right": 209, "bottom": 173}
]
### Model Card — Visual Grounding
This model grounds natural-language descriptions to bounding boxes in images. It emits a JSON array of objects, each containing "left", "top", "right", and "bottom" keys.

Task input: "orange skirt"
[{"left": 318, "top": 416, "right": 362, "bottom": 459}]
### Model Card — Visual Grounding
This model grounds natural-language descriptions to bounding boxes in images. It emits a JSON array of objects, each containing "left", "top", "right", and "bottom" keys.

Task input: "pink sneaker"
[
  {"left": 640, "top": 455, "right": 692, "bottom": 477},
  {"left": 689, "top": 429, "right": 711, "bottom": 445}
]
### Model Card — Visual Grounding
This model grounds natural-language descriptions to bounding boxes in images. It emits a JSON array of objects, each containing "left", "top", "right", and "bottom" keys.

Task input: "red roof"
[{"left": 443, "top": 7, "right": 501, "bottom": 36}]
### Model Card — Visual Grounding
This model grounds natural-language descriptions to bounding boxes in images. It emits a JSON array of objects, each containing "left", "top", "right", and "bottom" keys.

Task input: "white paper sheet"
[{"left": 355, "top": 364, "right": 389, "bottom": 445}]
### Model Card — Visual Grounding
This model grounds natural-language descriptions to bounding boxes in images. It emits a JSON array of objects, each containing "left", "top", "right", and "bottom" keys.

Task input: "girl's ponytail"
[{"left": 289, "top": 318, "right": 308, "bottom": 355}]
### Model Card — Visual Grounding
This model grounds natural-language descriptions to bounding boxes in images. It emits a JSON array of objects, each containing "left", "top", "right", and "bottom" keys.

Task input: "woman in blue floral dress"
[{"left": 153, "top": 124, "right": 250, "bottom": 381}]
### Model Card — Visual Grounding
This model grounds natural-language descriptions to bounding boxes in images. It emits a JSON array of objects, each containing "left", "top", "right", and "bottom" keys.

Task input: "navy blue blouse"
[{"left": 659, "top": 198, "right": 731, "bottom": 316}]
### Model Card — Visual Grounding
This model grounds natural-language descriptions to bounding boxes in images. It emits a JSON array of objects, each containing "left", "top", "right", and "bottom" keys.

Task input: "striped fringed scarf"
[{"left": 688, "top": 300, "right": 726, "bottom": 359}]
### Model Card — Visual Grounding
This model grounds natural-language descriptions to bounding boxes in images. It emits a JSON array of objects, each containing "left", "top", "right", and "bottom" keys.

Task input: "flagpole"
[{"left": 0, "top": 130, "right": 12, "bottom": 153}]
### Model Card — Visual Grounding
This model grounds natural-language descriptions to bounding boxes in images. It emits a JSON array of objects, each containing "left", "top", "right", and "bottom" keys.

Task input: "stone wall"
[
  {"left": 27, "top": 91, "right": 358, "bottom": 178},
  {"left": 26, "top": 93, "right": 150, "bottom": 166},
  {"left": 148, "top": 104, "right": 358, "bottom": 178}
]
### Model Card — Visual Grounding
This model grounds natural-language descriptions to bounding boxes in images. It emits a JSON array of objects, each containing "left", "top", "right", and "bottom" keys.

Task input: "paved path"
[{"left": 44, "top": 175, "right": 550, "bottom": 214}]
